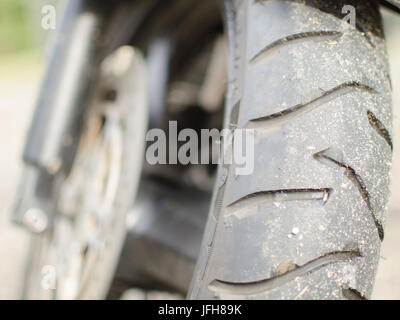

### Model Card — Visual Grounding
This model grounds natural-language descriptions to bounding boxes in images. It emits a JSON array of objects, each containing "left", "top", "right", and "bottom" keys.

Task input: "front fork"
[
  {"left": 13, "top": 0, "right": 176, "bottom": 233},
  {"left": 13, "top": 0, "right": 115, "bottom": 230}
]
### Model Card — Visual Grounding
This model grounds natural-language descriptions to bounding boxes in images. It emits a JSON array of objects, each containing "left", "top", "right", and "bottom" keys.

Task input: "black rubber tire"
[{"left": 188, "top": 0, "right": 392, "bottom": 300}]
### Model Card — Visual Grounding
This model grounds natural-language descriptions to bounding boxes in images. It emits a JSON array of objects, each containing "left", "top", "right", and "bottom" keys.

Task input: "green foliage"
[{"left": 0, "top": 0, "right": 30, "bottom": 53}]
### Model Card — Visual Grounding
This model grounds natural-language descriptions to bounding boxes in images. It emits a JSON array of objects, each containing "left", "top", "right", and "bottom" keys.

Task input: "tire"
[{"left": 188, "top": 0, "right": 392, "bottom": 300}]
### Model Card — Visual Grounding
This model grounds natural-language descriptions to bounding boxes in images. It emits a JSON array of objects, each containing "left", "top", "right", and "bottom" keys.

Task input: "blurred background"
[{"left": 0, "top": 0, "right": 399, "bottom": 299}]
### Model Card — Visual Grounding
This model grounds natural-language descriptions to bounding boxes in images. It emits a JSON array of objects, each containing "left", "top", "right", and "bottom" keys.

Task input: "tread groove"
[
  {"left": 247, "top": 82, "right": 376, "bottom": 129},
  {"left": 225, "top": 188, "right": 331, "bottom": 218},
  {"left": 249, "top": 31, "right": 343, "bottom": 64},
  {"left": 208, "top": 250, "right": 361, "bottom": 296},
  {"left": 313, "top": 148, "right": 384, "bottom": 240},
  {"left": 367, "top": 110, "right": 393, "bottom": 151},
  {"left": 355, "top": 22, "right": 376, "bottom": 48},
  {"left": 342, "top": 287, "right": 367, "bottom": 300}
]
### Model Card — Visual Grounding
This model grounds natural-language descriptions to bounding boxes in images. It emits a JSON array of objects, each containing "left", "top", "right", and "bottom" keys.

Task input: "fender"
[{"left": 23, "top": 0, "right": 109, "bottom": 172}]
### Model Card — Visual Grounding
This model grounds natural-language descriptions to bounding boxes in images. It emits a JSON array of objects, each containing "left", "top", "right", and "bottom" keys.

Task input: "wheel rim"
[{"left": 27, "top": 46, "right": 148, "bottom": 300}]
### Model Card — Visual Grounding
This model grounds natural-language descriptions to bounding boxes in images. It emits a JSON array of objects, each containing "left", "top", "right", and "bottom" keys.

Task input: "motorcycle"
[{"left": 14, "top": 0, "right": 400, "bottom": 299}]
